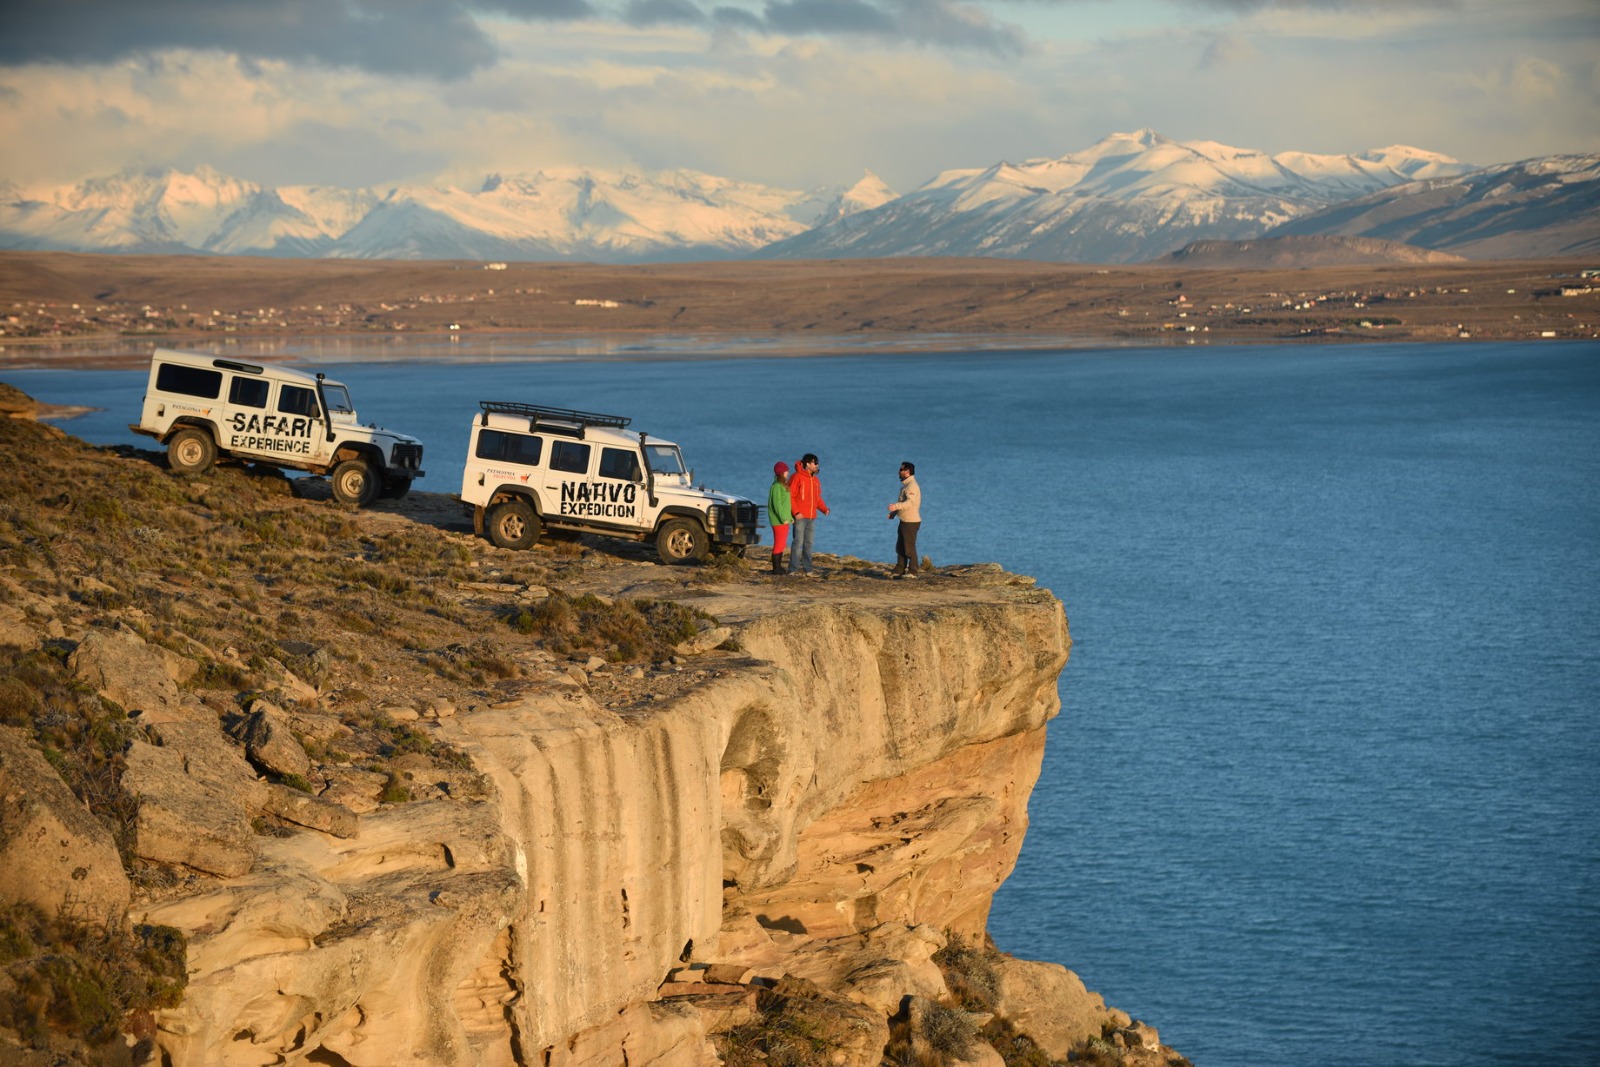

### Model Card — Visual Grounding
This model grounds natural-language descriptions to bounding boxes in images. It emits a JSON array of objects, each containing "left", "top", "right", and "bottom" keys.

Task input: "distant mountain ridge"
[
  {"left": 1, "top": 132, "right": 1594, "bottom": 264},
  {"left": 755, "top": 130, "right": 1481, "bottom": 263},
  {"left": 1267, "top": 153, "right": 1600, "bottom": 259},
  {"left": 0, "top": 165, "right": 875, "bottom": 263}
]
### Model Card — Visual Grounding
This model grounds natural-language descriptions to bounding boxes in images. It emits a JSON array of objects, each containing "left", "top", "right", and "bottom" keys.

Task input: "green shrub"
[
  {"left": 920, "top": 1000, "right": 979, "bottom": 1057},
  {"left": 503, "top": 592, "right": 709, "bottom": 663},
  {"left": 379, "top": 772, "right": 411, "bottom": 804},
  {"left": 933, "top": 931, "right": 1001, "bottom": 1012},
  {"left": 0, "top": 650, "right": 140, "bottom": 859},
  {"left": 0, "top": 903, "right": 187, "bottom": 1051},
  {"left": 0, "top": 674, "right": 42, "bottom": 725}
]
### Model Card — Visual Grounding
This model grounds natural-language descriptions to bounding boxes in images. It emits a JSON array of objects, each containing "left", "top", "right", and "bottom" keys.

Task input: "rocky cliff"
[{"left": 0, "top": 386, "right": 1187, "bottom": 1067}]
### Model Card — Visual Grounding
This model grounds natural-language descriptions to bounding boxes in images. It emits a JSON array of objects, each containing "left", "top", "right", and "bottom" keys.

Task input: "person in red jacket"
[{"left": 788, "top": 453, "right": 829, "bottom": 576}]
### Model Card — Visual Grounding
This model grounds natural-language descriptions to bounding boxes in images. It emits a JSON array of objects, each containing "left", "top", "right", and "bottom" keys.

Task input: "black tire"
[
  {"left": 380, "top": 478, "right": 412, "bottom": 500},
  {"left": 331, "top": 458, "right": 380, "bottom": 507},
  {"left": 487, "top": 499, "right": 541, "bottom": 550},
  {"left": 656, "top": 518, "right": 709, "bottom": 564},
  {"left": 167, "top": 428, "right": 216, "bottom": 473}
]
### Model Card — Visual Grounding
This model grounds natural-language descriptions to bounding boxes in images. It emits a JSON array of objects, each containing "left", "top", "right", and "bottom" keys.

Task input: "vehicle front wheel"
[
  {"left": 330, "top": 458, "right": 380, "bottom": 506},
  {"left": 167, "top": 428, "right": 216, "bottom": 473},
  {"left": 487, "top": 499, "right": 541, "bottom": 550},
  {"left": 656, "top": 519, "right": 709, "bottom": 564}
]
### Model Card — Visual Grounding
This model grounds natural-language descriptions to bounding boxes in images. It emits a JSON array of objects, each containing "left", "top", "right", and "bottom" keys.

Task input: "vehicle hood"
[{"left": 655, "top": 483, "right": 748, "bottom": 506}]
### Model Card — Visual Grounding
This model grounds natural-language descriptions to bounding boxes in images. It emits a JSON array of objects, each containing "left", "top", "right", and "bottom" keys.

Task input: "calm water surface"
[{"left": 8, "top": 340, "right": 1599, "bottom": 1066}]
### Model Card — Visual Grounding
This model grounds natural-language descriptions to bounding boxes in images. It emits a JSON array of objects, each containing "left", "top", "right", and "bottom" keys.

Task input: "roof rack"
[{"left": 478, "top": 400, "right": 631, "bottom": 430}]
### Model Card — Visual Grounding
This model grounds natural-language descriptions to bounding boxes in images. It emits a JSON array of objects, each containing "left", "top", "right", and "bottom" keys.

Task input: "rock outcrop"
[
  {"left": 0, "top": 726, "right": 130, "bottom": 924},
  {"left": 126, "top": 584, "right": 1073, "bottom": 1065},
  {"left": 0, "top": 402, "right": 1188, "bottom": 1066}
]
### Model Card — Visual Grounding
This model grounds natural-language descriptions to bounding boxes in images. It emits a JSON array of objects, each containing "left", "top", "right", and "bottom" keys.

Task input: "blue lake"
[{"left": 7, "top": 339, "right": 1599, "bottom": 1066}]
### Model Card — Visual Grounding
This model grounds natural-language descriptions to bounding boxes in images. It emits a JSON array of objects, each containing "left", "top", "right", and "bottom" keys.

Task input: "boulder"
[
  {"left": 320, "top": 767, "right": 390, "bottom": 814},
  {"left": 69, "top": 626, "right": 181, "bottom": 715},
  {"left": 260, "top": 782, "right": 358, "bottom": 838},
  {"left": 675, "top": 627, "right": 731, "bottom": 657},
  {"left": 241, "top": 701, "right": 311, "bottom": 779},
  {"left": 0, "top": 726, "right": 130, "bottom": 922},
  {"left": 122, "top": 741, "right": 256, "bottom": 877},
  {"left": 1122, "top": 1020, "right": 1161, "bottom": 1050},
  {"left": 0, "top": 603, "right": 40, "bottom": 650},
  {"left": 772, "top": 923, "right": 949, "bottom": 1017},
  {"left": 991, "top": 956, "right": 1111, "bottom": 1059}
]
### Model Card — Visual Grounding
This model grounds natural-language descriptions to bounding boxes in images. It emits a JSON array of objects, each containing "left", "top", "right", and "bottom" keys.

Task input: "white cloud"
[{"left": 0, "top": 0, "right": 1593, "bottom": 193}]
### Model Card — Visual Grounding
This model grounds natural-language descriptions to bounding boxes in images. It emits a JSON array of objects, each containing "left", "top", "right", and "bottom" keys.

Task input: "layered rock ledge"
[
  {"left": 0, "top": 400, "right": 1188, "bottom": 1066},
  {"left": 134, "top": 575, "right": 1079, "bottom": 1065}
]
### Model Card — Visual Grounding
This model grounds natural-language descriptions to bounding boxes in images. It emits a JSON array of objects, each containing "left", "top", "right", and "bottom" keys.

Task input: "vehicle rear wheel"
[
  {"left": 167, "top": 428, "right": 216, "bottom": 473},
  {"left": 656, "top": 519, "right": 709, "bottom": 564},
  {"left": 487, "top": 499, "right": 541, "bottom": 550},
  {"left": 331, "top": 458, "right": 380, "bottom": 506}
]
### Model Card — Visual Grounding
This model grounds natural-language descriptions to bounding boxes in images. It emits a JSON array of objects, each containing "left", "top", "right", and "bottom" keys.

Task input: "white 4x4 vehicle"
[
  {"left": 461, "top": 400, "right": 760, "bottom": 563},
  {"left": 131, "top": 348, "right": 424, "bottom": 505}
]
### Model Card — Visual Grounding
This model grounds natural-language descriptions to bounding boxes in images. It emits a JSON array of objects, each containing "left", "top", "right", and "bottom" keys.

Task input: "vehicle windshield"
[
  {"left": 645, "top": 444, "right": 686, "bottom": 475},
  {"left": 322, "top": 384, "right": 355, "bottom": 415}
]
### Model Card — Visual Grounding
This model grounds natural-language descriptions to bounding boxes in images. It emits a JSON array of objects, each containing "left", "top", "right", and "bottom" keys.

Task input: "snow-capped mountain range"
[
  {"left": 1270, "top": 153, "right": 1600, "bottom": 259},
  {"left": 756, "top": 129, "right": 1477, "bottom": 263},
  {"left": 2, "top": 131, "right": 1594, "bottom": 263},
  {"left": 0, "top": 165, "right": 889, "bottom": 263}
]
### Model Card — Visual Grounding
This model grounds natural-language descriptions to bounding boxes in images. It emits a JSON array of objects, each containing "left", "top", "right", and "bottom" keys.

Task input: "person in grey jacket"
[{"left": 887, "top": 461, "right": 921, "bottom": 578}]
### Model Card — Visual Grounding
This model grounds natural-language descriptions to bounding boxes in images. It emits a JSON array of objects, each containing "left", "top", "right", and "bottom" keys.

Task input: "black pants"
[{"left": 895, "top": 521, "right": 920, "bottom": 573}]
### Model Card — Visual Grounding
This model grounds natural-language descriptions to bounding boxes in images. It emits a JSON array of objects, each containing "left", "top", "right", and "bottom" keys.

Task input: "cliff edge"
[{"left": 0, "top": 389, "right": 1187, "bottom": 1067}]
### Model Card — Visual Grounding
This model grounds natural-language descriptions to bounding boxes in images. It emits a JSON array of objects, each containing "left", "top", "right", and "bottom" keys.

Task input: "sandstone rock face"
[
  {"left": 0, "top": 726, "right": 130, "bottom": 923},
  {"left": 992, "top": 956, "right": 1111, "bottom": 1058},
  {"left": 136, "top": 581, "right": 1086, "bottom": 1066}
]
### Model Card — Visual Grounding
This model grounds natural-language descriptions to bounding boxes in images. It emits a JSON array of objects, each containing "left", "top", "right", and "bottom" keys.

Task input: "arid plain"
[{"left": 2, "top": 251, "right": 1597, "bottom": 360}]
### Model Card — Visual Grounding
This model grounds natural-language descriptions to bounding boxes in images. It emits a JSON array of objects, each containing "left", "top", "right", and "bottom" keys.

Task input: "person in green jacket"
[{"left": 768, "top": 461, "right": 793, "bottom": 575}]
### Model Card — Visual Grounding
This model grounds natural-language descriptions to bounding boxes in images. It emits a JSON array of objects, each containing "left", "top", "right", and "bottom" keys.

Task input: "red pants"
[{"left": 771, "top": 524, "right": 790, "bottom": 554}]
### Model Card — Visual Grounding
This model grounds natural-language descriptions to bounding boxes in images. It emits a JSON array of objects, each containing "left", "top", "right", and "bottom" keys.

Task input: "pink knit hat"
[{"left": 774, "top": 461, "right": 789, "bottom": 475}]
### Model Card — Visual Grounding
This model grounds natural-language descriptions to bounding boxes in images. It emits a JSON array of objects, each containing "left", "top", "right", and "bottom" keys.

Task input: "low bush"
[
  {"left": 503, "top": 592, "right": 708, "bottom": 663},
  {"left": 0, "top": 902, "right": 186, "bottom": 1052}
]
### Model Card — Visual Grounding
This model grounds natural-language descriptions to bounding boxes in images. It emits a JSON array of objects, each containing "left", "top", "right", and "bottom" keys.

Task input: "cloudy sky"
[{"left": 1, "top": 0, "right": 1596, "bottom": 195}]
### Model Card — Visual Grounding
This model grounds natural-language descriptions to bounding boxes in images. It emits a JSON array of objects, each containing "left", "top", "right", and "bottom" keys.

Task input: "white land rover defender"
[
  {"left": 131, "top": 348, "right": 425, "bottom": 505},
  {"left": 461, "top": 400, "right": 761, "bottom": 563}
]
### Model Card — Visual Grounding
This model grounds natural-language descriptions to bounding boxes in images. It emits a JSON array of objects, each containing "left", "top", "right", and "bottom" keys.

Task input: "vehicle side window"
[
  {"left": 229, "top": 376, "right": 269, "bottom": 408},
  {"left": 278, "top": 385, "right": 319, "bottom": 417},
  {"left": 476, "top": 429, "right": 543, "bottom": 466},
  {"left": 155, "top": 363, "right": 222, "bottom": 399},
  {"left": 599, "top": 447, "right": 641, "bottom": 481},
  {"left": 549, "top": 440, "right": 591, "bottom": 474}
]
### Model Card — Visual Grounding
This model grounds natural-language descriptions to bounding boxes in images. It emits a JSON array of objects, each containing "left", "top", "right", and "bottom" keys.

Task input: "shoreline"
[
  {"left": 0, "top": 327, "right": 1243, "bottom": 372},
  {"left": 3, "top": 252, "right": 1595, "bottom": 364},
  {"left": 0, "top": 323, "right": 1578, "bottom": 373}
]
